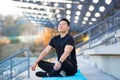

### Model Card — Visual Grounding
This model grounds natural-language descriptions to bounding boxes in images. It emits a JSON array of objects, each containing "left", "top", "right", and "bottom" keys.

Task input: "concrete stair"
[
  {"left": 15, "top": 56, "right": 117, "bottom": 80},
  {"left": 77, "top": 55, "right": 117, "bottom": 80}
]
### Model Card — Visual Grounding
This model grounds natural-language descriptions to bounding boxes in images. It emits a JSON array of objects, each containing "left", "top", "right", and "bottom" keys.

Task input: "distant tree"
[
  {"left": 2, "top": 15, "right": 19, "bottom": 36},
  {"left": 0, "top": 15, "right": 37, "bottom": 37},
  {"left": 2, "top": 15, "right": 15, "bottom": 27},
  {"left": 18, "top": 21, "right": 36, "bottom": 36}
]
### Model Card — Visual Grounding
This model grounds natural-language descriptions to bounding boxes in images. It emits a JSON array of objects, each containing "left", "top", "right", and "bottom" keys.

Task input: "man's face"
[{"left": 57, "top": 21, "right": 70, "bottom": 33}]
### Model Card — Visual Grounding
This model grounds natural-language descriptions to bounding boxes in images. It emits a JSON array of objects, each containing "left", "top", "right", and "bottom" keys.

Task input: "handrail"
[
  {"left": 74, "top": 11, "right": 120, "bottom": 38},
  {"left": 0, "top": 48, "right": 28, "bottom": 64},
  {"left": 0, "top": 47, "right": 31, "bottom": 80},
  {"left": 74, "top": 11, "right": 120, "bottom": 50}
]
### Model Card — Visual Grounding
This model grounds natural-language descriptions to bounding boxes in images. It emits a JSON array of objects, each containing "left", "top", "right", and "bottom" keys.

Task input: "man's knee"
[{"left": 38, "top": 61, "right": 44, "bottom": 67}]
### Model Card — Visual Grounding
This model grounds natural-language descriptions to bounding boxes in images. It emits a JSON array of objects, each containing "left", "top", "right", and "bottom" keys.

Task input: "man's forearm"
[
  {"left": 35, "top": 50, "right": 48, "bottom": 63},
  {"left": 59, "top": 45, "right": 73, "bottom": 63},
  {"left": 35, "top": 45, "right": 53, "bottom": 64},
  {"left": 59, "top": 52, "right": 70, "bottom": 63}
]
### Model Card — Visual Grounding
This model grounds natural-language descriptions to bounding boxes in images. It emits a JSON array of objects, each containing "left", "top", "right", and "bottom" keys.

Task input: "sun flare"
[{"left": 0, "top": 0, "right": 22, "bottom": 16}]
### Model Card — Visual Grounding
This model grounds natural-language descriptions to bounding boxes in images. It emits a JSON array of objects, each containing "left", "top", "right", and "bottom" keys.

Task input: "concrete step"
[
  {"left": 77, "top": 56, "right": 117, "bottom": 80},
  {"left": 14, "top": 56, "right": 117, "bottom": 80}
]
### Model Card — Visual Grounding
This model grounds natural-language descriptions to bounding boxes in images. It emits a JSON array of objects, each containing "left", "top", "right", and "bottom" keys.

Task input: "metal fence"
[
  {"left": 0, "top": 47, "right": 31, "bottom": 80},
  {"left": 74, "top": 11, "right": 120, "bottom": 50}
]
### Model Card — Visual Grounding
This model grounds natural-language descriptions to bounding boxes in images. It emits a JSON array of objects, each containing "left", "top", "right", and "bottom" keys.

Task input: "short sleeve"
[
  {"left": 49, "top": 38, "right": 54, "bottom": 47},
  {"left": 66, "top": 37, "right": 74, "bottom": 46}
]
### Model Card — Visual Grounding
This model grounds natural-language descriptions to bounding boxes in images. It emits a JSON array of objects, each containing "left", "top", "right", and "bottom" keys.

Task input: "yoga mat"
[{"left": 42, "top": 70, "right": 87, "bottom": 80}]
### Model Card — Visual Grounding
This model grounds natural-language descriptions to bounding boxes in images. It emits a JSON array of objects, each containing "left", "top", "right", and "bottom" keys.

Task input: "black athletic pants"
[{"left": 38, "top": 60, "right": 77, "bottom": 77}]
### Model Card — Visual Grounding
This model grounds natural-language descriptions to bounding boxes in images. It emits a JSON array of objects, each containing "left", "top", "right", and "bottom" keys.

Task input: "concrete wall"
[{"left": 89, "top": 55, "right": 120, "bottom": 79}]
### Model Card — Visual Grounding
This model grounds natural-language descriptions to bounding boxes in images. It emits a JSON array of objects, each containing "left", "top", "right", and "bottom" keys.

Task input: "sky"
[{"left": 0, "top": 0, "right": 22, "bottom": 16}]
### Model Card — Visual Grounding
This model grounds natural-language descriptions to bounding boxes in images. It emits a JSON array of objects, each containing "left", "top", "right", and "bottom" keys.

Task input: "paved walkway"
[{"left": 16, "top": 56, "right": 117, "bottom": 80}]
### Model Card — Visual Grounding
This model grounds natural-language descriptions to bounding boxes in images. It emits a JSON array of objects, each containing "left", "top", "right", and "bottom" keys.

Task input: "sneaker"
[{"left": 36, "top": 71, "right": 48, "bottom": 77}]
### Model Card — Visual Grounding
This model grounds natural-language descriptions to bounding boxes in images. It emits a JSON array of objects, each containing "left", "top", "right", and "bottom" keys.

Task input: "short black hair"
[{"left": 58, "top": 18, "right": 70, "bottom": 26}]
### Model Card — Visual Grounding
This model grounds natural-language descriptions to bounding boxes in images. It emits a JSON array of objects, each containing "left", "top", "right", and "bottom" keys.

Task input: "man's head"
[
  {"left": 58, "top": 18, "right": 70, "bottom": 26},
  {"left": 57, "top": 18, "right": 70, "bottom": 33}
]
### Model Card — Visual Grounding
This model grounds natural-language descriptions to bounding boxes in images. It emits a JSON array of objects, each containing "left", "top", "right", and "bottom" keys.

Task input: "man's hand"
[
  {"left": 54, "top": 61, "right": 62, "bottom": 70},
  {"left": 31, "top": 63, "right": 37, "bottom": 71}
]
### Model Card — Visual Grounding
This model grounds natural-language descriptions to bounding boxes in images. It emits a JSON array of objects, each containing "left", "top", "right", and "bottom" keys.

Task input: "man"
[{"left": 31, "top": 18, "right": 77, "bottom": 77}]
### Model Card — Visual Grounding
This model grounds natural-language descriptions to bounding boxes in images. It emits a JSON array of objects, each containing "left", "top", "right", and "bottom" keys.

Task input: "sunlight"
[{"left": 0, "top": 0, "right": 22, "bottom": 16}]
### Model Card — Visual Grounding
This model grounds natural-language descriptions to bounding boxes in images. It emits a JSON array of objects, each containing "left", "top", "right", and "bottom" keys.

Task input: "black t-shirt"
[{"left": 49, "top": 34, "right": 77, "bottom": 67}]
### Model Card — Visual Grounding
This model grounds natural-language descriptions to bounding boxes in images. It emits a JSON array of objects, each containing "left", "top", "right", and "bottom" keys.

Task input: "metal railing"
[
  {"left": 74, "top": 11, "right": 120, "bottom": 51},
  {"left": 0, "top": 47, "right": 31, "bottom": 80}
]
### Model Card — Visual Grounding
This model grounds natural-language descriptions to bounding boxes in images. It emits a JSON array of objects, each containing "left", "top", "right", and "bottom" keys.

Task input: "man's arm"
[
  {"left": 35, "top": 45, "right": 53, "bottom": 63},
  {"left": 54, "top": 45, "right": 73, "bottom": 70},
  {"left": 31, "top": 45, "right": 53, "bottom": 71},
  {"left": 59, "top": 45, "right": 73, "bottom": 62}
]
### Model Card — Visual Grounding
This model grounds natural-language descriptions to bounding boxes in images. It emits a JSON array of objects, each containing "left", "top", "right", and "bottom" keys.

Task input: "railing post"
[
  {"left": 114, "top": 28, "right": 117, "bottom": 44},
  {"left": 88, "top": 30, "right": 91, "bottom": 48},
  {"left": 27, "top": 49, "right": 30, "bottom": 79},
  {"left": 10, "top": 58, "right": 12, "bottom": 80}
]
